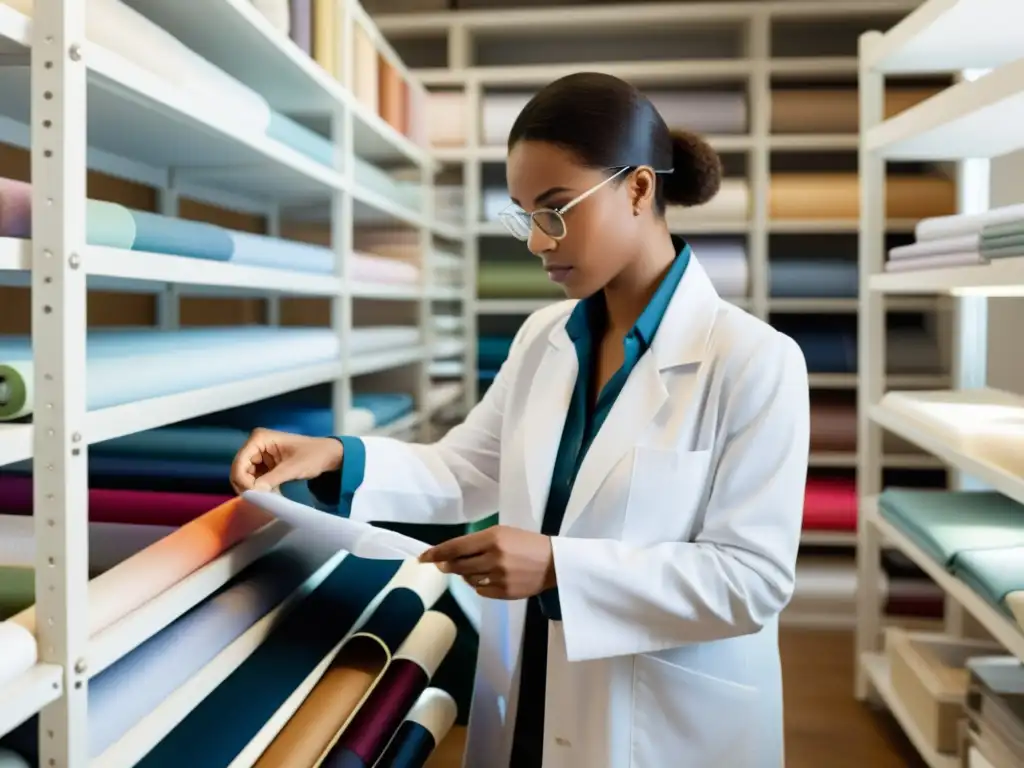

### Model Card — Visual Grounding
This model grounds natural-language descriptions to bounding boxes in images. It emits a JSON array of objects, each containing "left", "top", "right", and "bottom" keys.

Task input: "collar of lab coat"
[{"left": 545, "top": 246, "right": 719, "bottom": 371}]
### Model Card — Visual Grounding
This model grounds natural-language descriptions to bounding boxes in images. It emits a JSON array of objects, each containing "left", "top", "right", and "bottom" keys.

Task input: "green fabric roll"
[
  {"left": 0, "top": 566, "right": 35, "bottom": 619},
  {"left": 951, "top": 546, "right": 1024, "bottom": 616},
  {"left": 87, "top": 200, "right": 136, "bottom": 249},
  {"left": 0, "top": 361, "right": 30, "bottom": 420},
  {"left": 477, "top": 262, "right": 564, "bottom": 299},
  {"left": 878, "top": 489, "right": 1024, "bottom": 568}
]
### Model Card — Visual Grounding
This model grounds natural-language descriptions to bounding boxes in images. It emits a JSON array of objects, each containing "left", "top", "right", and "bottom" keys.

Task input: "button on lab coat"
[{"left": 321, "top": 256, "right": 810, "bottom": 768}]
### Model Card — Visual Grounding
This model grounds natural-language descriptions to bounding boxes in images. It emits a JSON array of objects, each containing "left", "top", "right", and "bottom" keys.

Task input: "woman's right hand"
[{"left": 230, "top": 428, "right": 344, "bottom": 494}]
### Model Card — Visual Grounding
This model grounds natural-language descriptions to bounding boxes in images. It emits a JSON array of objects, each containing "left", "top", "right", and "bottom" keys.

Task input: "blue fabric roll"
[
  {"left": 375, "top": 721, "right": 437, "bottom": 767},
  {"left": 353, "top": 394, "right": 414, "bottom": 426},
  {"left": 478, "top": 336, "right": 514, "bottom": 370},
  {"left": 0, "top": 328, "right": 341, "bottom": 418},
  {"left": 266, "top": 111, "right": 335, "bottom": 167},
  {"left": 769, "top": 259, "right": 859, "bottom": 299},
  {"left": 135, "top": 557, "right": 402, "bottom": 768},
  {"left": 782, "top": 329, "right": 856, "bottom": 373},
  {"left": 129, "top": 211, "right": 235, "bottom": 261},
  {"left": 228, "top": 231, "right": 335, "bottom": 274},
  {"left": 88, "top": 546, "right": 319, "bottom": 757}
]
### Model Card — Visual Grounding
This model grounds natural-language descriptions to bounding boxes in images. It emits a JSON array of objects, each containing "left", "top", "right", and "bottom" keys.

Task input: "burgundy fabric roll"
[
  {"left": 323, "top": 660, "right": 429, "bottom": 768},
  {"left": 0, "top": 476, "right": 228, "bottom": 526}
]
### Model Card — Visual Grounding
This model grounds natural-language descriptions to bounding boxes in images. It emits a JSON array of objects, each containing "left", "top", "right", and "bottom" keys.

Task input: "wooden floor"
[{"left": 427, "top": 628, "right": 925, "bottom": 767}]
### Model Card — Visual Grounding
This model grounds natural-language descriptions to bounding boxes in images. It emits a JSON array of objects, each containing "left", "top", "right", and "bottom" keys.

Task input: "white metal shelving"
[
  {"left": 0, "top": 0, "right": 466, "bottom": 763},
  {"left": 856, "top": 2, "right": 1024, "bottom": 764}
]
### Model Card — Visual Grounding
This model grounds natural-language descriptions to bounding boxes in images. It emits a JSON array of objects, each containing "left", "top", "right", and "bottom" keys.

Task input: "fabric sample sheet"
[{"left": 242, "top": 490, "right": 430, "bottom": 560}]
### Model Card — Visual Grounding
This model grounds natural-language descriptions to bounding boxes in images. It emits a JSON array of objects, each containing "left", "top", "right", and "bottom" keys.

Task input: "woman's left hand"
[{"left": 419, "top": 526, "right": 556, "bottom": 600}]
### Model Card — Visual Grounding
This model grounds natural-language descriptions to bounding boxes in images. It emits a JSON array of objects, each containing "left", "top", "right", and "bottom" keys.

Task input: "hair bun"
[{"left": 662, "top": 131, "right": 723, "bottom": 207}]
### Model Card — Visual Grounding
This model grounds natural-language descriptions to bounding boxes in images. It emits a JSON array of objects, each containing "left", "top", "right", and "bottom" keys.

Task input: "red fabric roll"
[
  {"left": 0, "top": 476, "right": 227, "bottom": 526},
  {"left": 803, "top": 477, "right": 857, "bottom": 531}
]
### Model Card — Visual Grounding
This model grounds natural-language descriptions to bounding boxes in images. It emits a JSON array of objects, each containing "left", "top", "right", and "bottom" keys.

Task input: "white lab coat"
[{"left": 346, "top": 257, "right": 809, "bottom": 768}]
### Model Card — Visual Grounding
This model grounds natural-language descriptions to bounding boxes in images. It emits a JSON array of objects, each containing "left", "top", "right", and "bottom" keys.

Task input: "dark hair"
[{"left": 507, "top": 72, "right": 722, "bottom": 214}]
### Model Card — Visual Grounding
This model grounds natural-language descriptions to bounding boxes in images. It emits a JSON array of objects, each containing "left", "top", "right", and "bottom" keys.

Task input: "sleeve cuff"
[
  {"left": 306, "top": 436, "right": 367, "bottom": 517},
  {"left": 537, "top": 587, "right": 562, "bottom": 621}
]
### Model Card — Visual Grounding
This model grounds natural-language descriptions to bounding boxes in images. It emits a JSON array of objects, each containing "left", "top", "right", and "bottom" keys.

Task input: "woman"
[{"left": 231, "top": 72, "right": 809, "bottom": 768}]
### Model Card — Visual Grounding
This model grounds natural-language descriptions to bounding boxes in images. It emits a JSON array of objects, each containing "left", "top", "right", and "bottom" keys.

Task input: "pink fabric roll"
[
  {"left": 0, "top": 476, "right": 229, "bottom": 527},
  {"left": 0, "top": 177, "right": 32, "bottom": 237},
  {"left": 350, "top": 251, "right": 420, "bottom": 284}
]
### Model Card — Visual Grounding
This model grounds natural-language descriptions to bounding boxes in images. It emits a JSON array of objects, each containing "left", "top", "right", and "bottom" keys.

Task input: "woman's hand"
[
  {"left": 420, "top": 526, "right": 556, "bottom": 600},
  {"left": 230, "top": 428, "right": 343, "bottom": 494}
]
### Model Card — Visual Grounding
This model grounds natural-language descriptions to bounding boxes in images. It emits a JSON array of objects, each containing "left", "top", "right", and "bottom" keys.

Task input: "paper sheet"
[{"left": 242, "top": 491, "right": 430, "bottom": 560}]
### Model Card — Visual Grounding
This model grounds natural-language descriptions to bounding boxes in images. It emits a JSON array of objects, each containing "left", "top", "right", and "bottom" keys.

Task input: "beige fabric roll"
[
  {"left": 427, "top": 92, "right": 468, "bottom": 147},
  {"left": 353, "top": 23, "right": 379, "bottom": 113},
  {"left": 769, "top": 174, "right": 956, "bottom": 220},
  {"left": 771, "top": 88, "right": 941, "bottom": 134}
]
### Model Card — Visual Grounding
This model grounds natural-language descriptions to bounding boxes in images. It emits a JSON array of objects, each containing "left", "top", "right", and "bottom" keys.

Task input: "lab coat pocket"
[
  {"left": 631, "top": 653, "right": 756, "bottom": 768},
  {"left": 624, "top": 447, "right": 712, "bottom": 544}
]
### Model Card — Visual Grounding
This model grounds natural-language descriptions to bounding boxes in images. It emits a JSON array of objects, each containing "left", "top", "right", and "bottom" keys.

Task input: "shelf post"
[
  {"left": 32, "top": 0, "right": 90, "bottom": 764},
  {"left": 418, "top": 135, "right": 435, "bottom": 441},
  {"left": 156, "top": 174, "right": 180, "bottom": 330},
  {"left": 464, "top": 74, "right": 482, "bottom": 409},
  {"left": 854, "top": 29, "right": 887, "bottom": 702},
  {"left": 332, "top": 11, "right": 356, "bottom": 436},
  {"left": 747, "top": 9, "right": 770, "bottom": 322}
]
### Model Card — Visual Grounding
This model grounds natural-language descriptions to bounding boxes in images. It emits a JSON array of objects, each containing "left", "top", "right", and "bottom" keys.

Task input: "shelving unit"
[
  {"left": 0, "top": 0, "right": 466, "bottom": 764},
  {"left": 856, "top": 2, "right": 1024, "bottom": 765},
  {"left": 371, "top": 0, "right": 956, "bottom": 629}
]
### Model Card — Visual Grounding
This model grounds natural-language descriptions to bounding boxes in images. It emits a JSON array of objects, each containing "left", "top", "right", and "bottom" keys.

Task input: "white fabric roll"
[
  {"left": 481, "top": 93, "right": 532, "bottom": 147},
  {"left": 350, "top": 327, "right": 423, "bottom": 354},
  {"left": 690, "top": 240, "right": 748, "bottom": 297},
  {"left": 646, "top": 90, "right": 748, "bottom": 134},
  {"left": 666, "top": 178, "right": 750, "bottom": 224},
  {"left": 0, "top": 620, "right": 36, "bottom": 687}
]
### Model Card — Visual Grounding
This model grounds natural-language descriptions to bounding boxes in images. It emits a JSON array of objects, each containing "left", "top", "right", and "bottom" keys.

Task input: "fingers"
[
  {"left": 251, "top": 462, "right": 297, "bottom": 493},
  {"left": 229, "top": 429, "right": 281, "bottom": 494},
  {"left": 420, "top": 530, "right": 492, "bottom": 564},
  {"left": 439, "top": 553, "right": 494, "bottom": 577}
]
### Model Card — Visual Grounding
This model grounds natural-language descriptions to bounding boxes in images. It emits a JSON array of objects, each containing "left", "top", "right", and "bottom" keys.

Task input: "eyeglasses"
[{"left": 498, "top": 166, "right": 630, "bottom": 242}]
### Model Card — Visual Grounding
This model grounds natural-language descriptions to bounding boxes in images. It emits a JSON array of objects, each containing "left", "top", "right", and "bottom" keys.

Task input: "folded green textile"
[
  {"left": 951, "top": 546, "right": 1024, "bottom": 617},
  {"left": 878, "top": 489, "right": 1024, "bottom": 567},
  {"left": 979, "top": 242, "right": 1024, "bottom": 259},
  {"left": 477, "top": 261, "right": 564, "bottom": 299},
  {"left": 980, "top": 220, "right": 1024, "bottom": 239}
]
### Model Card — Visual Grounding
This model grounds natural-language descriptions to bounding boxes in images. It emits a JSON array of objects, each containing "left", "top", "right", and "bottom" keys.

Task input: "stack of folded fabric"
[{"left": 886, "top": 203, "right": 1024, "bottom": 272}]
